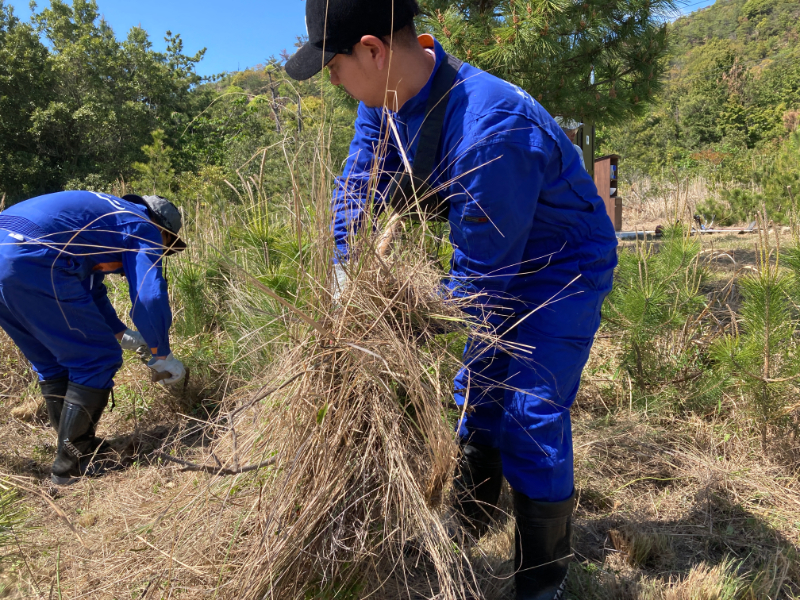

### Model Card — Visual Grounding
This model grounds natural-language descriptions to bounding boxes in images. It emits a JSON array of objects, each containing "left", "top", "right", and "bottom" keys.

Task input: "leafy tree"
[
  {"left": 418, "top": 0, "right": 674, "bottom": 124},
  {"left": 677, "top": 39, "right": 737, "bottom": 149},
  {"left": 0, "top": 0, "right": 207, "bottom": 201},
  {"left": 31, "top": 0, "right": 206, "bottom": 183},
  {"left": 132, "top": 129, "right": 175, "bottom": 196},
  {"left": 0, "top": 1, "right": 54, "bottom": 199}
]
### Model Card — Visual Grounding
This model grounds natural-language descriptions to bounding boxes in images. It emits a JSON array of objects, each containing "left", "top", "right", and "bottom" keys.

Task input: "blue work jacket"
[
  {"left": 0, "top": 191, "right": 174, "bottom": 355},
  {"left": 332, "top": 37, "right": 617, "bottom": 314}
]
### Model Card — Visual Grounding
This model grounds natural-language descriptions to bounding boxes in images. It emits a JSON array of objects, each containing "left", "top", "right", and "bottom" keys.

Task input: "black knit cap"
[{"left": 285, "top": 0, "right": 420, "bottom": 81}]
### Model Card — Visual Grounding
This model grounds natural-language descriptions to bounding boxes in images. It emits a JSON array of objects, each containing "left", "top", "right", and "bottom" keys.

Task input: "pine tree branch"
[{"left": 731, "top": 358, "right": 800, "bottom": 384}]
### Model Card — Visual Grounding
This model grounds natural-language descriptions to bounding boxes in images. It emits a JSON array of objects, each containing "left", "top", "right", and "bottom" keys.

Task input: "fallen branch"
[
  {"left": 668, "top": 370, "right": 704, "bottom": 385},
  {"left": 154, "top": 451, "right": 279, "bottom": 476}
]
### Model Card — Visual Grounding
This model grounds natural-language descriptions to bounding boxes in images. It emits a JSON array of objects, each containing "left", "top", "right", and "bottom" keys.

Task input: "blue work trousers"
[
  {"left": 0, "top": 231, "right": 122, "bottom": 389},
  {"left": 454, "top": 248, "right": 614, "bottom": 502}
]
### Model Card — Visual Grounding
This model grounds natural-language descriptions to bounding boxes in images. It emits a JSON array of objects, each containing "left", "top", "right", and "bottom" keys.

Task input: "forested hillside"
[{"left": 600, "top": 0, "right": 800, "bottom": 179}]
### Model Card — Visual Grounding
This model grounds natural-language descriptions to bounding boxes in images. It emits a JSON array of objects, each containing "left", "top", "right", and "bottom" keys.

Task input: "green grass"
[{"left": 0, "top": 483, "right": 24, "bottom": 565}]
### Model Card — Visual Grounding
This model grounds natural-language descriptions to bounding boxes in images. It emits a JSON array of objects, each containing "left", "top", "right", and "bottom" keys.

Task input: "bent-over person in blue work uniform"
[
  {"left": 285, "top": 1, "right": 618, "bottom": 598},
  {"left": 0, "top": 191, "right": 187, "bottom": 485}
]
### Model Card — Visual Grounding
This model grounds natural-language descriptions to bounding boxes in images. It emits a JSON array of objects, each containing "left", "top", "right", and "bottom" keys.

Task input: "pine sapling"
[{"left": 711, "top": 212, "right": 799, "bottom": 447}]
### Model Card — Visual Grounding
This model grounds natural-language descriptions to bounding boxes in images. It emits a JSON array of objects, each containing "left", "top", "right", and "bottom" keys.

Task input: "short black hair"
[{"left": 382, "top": 21, "right": 419, "bottom": 48}]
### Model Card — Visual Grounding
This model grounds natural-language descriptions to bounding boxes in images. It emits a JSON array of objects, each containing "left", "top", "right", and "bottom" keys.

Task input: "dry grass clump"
[
  {"left": 8, "top": 397, "right": 43, "bottom": 422},
  {"left": 568, "top": 404, "right": 800, "bottom": 598},
  {"left": 202, "top": 244, "right": 493, "bottom": 599},
  {"left": 661, "top": 561, "right": 745, "bottom": 600},
  {"left": 608, "top": 526, "right": 673, "bottom": 568},
  {"left": 569, "top": 558, "right": 750, "bottom": 600}
]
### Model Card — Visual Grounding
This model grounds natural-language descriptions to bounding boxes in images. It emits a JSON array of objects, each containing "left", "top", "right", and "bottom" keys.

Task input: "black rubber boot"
[
  {"left": 39, "top": 377, "right": 69, "bottom": 430},
  {"left": 52, "top": 383, "right": 111, "bottom": 486},
  {"left": 513, "top": 489, "right": 575, "bottom": 600},
  {"left": 453, "top": 442, "right": 504, "bottom": 536}
]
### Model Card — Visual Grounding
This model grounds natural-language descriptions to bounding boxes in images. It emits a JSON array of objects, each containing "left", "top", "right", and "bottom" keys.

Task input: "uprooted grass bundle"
[{"left": 144, "top": 234, "right": 501, "bottom": 599}]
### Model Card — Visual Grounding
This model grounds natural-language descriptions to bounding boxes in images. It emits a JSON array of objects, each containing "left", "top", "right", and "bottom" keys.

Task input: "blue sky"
[
  {"left": 6, "top": 0, "right": 714, "bottom": 78},
  {"left": 676, "top": 0, "right": 717, "bottom": 17},
  {"left": 5, "top": 0, "right": 308, "bottom": 77}
]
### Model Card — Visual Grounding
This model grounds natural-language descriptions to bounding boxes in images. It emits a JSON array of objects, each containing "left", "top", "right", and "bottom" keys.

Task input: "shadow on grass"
[
  {"left": 571, "top": 483, "right": 800, "bottom": 598},
  {"left": 0, "top": 419, "right": 213, "bottom": 484}
]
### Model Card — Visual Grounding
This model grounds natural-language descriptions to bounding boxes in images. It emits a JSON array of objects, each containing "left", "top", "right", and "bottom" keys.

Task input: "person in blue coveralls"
[
  {"left": 285, "top": 0, "right": 618, "bottom": 597},
  {"left": 0, "top": 191, "right": 187, "bottom": 485}
]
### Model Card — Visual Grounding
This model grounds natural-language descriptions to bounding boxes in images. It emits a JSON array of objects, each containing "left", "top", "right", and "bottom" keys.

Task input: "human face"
[
  {"left": 162, "top": 230, "right": 175, "bottom": 251},
  {"left": 326, "top": 36, "right": 390, "bottom": 107}
]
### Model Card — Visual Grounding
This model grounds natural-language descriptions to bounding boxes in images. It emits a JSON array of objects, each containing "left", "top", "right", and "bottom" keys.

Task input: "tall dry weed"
[{"left": 622, "top": 176, "right": 718, "bottom": 230}]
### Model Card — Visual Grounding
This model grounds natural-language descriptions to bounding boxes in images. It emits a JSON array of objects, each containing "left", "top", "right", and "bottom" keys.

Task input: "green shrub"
[
  {"left": 172, "top": 261, "right": 226, "bottom": 337},
  {"left": 697, "top": 132, "right": 800, "bottom": 225},
  {"left": 604, "top": 226, "right": 713, "bottom": 407}
]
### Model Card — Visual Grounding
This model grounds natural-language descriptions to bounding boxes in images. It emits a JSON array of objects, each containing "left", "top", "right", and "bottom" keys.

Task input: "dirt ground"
[{"left": 1, "top": 232, "right": 799, "bottom": 599}]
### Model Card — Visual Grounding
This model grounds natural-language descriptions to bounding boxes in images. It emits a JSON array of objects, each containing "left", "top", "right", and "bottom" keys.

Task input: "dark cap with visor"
[
  {"left": 123, "top": 194, "right": 187, "bottom": 255},
  {"left": 285, "top": 0, "right": 420, "bottom": 81}
]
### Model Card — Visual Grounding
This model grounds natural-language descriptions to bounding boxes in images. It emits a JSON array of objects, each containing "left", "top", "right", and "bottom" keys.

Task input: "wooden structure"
[{"left": 593, "top": 154, "right": 622, "bottom": 231}]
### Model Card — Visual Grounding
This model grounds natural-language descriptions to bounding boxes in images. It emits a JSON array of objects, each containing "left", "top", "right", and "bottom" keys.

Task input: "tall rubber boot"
[
  {"left": 453, "top": 442, "right": 504, "bottom": 536},
  {"left": 39, "top": 377, "right": 69, "bottom": 431},
  {"left": 513, "top": 490, "right": 575, "bottom": 600},
  {"left": 51, "top": 383, "right": 110, "bottom": 486}
]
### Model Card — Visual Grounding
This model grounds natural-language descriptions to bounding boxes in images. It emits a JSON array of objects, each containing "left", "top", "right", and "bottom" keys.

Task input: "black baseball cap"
[{"left": 285, "top": 0, "right": 420, "bottom": 81}]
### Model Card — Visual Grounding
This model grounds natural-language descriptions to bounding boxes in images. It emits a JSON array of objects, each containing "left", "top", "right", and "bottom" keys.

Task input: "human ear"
[{"left": 359, "top": 35, "right": 389, "bottom": 71}]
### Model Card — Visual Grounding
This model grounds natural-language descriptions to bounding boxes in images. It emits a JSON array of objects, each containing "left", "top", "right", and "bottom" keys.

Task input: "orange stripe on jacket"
[{"left": 92, "top": 262, "right": 123, "bottom": 273}]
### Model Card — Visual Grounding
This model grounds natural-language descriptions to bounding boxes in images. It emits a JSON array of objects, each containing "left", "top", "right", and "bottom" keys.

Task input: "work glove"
[
  {"left": 147, "top": 353, "right": 186, "bottom": 386},
  {"left": 119, "top": 328, "right": 147, "bottom": 352}
]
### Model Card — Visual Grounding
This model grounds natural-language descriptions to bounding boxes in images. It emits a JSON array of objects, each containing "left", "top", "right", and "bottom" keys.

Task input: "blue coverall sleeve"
[
  {"left": 447, "top": 129, "right": 549, "bottom": 303},
  {"left": 83, "top": 275, "right": 127, "bottom": 335},
  {"left": 332, "top": 103, "right": 402, "bottom": 263},
  {"left": 122, "top": 224, "right": 173, "bottom": 356}
]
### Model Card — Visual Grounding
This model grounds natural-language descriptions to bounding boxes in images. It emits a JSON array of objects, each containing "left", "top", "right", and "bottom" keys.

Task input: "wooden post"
[{"left": 593, "top": 154, "right": 621, "bottom": 231}]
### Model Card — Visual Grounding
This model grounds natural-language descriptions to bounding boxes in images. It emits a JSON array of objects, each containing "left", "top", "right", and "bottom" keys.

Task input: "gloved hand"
[
  {"left": 147, "top": 353, "right": 186, "bottom": 386},
  {"left": 119, "top": 329, "right": 147, "bottom": 352}
]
